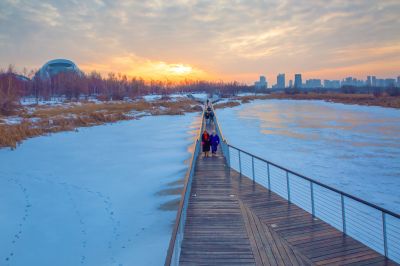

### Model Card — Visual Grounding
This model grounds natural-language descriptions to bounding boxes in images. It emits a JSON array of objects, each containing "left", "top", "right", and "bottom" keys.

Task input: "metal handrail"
[
  {"left": 212, "top": 103, "right": 400, "bottom": 262},
  {"left": 209, "top": 103, "right": 226, "bottom": 142},
  {"left": 164, "top": 106, "right": 205, "bottom": 266},
  {"left": 226, "top": 143, "right": 400, "bottom": 219}
]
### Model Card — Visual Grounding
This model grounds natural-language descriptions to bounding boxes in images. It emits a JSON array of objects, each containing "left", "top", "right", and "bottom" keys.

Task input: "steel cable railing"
[
  {"left": 164, "top": 107, "right": 205, "bottom": 266},
  {"left": 211, "top": 104, "right": 400, "bottom": 263}
]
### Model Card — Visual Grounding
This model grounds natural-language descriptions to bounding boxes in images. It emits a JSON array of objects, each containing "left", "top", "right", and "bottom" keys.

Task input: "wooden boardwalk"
[{"left": 179, "top": 123, "right": 397, "bottom": 265}]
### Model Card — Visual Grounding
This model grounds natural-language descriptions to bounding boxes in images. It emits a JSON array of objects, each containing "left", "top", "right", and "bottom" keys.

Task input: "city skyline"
[
  {"left": 1, "top": 0, "right": 399, "bottom": 83},
  {"left": 257, "top": 73, "right": 400, "bottom": 88}
]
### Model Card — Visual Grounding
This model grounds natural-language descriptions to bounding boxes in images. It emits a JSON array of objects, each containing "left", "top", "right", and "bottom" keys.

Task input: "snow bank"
[
  {"left": 0, "top": 116, "right": 23, "bottom": 125},
  {"left": 0, "top": 113, "right": 200, "bottom": 265},
  {"left": 237, "top": 92, "right": 255, "bottom": 97},
  {"left": 216, "top": 99, "right": 400, "bottom": 213},
  {"left": 143, "top": 94, "right": 162, "bottom": 101},
  {"left": 190, "top": 93, "right": 208, "bottom": 102},
  {"left": 20, "top": 97, "right": 67, "bottom": 106}
]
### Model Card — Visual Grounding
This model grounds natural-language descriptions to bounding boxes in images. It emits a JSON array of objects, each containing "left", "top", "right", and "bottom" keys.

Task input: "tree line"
[{"left": 0, "top": 65, "right": 250, "bottom": 115}]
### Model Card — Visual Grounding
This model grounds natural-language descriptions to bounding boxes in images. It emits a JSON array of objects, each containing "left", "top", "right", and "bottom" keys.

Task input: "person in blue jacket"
[{"left": 210, "top": 131, "right": 220, "bottom": 155}]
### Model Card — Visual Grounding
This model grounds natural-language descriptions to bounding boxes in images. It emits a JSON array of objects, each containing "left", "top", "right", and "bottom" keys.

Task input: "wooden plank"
[
  {"left": 180, "top": 140, "right": 255, "bottom": 266},
  {"left": 239, "top": 199, "right": 268, "bottom": 266},
  {"left": 177, "top": 120, "right": 397, "bottom": 266}
]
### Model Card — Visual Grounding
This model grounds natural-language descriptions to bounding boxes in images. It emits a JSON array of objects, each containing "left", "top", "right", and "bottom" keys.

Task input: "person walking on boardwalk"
[
  {"left": 202, "top": 130, "right": 211, "bottom": 158},
  {"left": 210, "top": 131, "right": 220, "bottom": 155},
  {"left": 209, "top": 108, "right": 214, "bottom": 124},
  {"left": 205, "top": 109, "right": 210, "bottom": 124},
  {"left": 205, "top": 105, "right": 212, "bottom": 124}
]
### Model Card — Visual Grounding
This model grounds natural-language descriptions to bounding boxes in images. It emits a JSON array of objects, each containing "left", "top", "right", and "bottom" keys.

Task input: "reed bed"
[{"left": 0, "top": 99, "right": 201, "bottom": 149}]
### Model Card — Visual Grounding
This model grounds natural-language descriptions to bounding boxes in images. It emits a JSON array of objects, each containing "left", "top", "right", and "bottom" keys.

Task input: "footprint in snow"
[{"left": 5, "top": 178, "right": 31, "bottom": 264}]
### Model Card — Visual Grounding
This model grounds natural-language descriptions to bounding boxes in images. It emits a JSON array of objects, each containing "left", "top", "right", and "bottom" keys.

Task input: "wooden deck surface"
[{"left": 179, "top": 123, "right": 397, "bottom": 266}]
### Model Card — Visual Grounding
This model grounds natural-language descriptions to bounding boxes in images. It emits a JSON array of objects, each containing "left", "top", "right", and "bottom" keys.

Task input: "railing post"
[
  {"left": 310, "top": 182, "right": 315, "bottom": 217},
  {"left": 238, "top": 149, "right": 242, "bottom": 176},
  {"left": 267, "top": 163, "right": 271, "bottom": 190},
  {"left": 286, "top": 171, "right": 291, "bottom": 202},
  {"left": 382, "top": 212, "right": 388, "bottom": 257},
  {"left": 251, "top": 156, "right": 255, "bottom": 182},
  {"left": 226, "top": 143, "right": 230, "bottom": 167},
  {"left": 341, "top": 194, "right": 346, "bottom": 234}
]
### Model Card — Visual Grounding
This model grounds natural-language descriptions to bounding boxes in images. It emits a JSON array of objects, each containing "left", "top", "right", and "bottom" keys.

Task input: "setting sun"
[
  {"left": 168, "top": 64, "right": 193, "bottom": 75},
  {"left": 79, "top": 55, "right": 210, "bottom": 83}
]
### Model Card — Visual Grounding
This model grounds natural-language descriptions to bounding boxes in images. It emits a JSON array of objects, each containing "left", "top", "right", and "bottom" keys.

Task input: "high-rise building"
[
  {"left": 254, "top": 75, "right": 268, "bottom": 89},
  {"left": 397, "top": 76, "right": 400, "bottom": 87},
  {"left": 294, "top": 74, "right": 302, "bottom": 89},
  {"left": 324, "top": 80, "right": 340, "bottom": 88},
  {"left": 341, "top": 77, "right": 365, "bottom": 87},
  {"left": 372, "top": 76, "right": 377, "bottom": 87},
  {"left": 376, "top": 79, "right": 385, "bottom": 87},
  {"left": 342, "top": 77, "right": 354, "bottom": 86},
  {"left": 385, "top": 79, "right": 396, "bottom": 87},
  {"left": 289, "top": 80, "right": 293, "bottom": 88},
  {"left": 277, "top": 73, "right": 285, "bottom": 88},
  {"left": 305, "top": 79, "right": 322, "bottom": 88},
  {"left": 367, "top": 76, "right": 372, "bottom": 87}
]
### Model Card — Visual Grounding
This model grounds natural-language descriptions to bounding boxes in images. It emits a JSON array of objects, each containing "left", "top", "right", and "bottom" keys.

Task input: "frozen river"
[
  {"left": 216, "top": 99, "right": 400, "bottom": 214},
  {"left": 0, "top": 114, "right": 199, "bottom": 266}
]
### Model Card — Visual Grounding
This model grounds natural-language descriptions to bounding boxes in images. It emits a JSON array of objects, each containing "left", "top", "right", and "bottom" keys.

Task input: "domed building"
[{"left": 35, "top": 59, "right": 81, "bottom": 80}]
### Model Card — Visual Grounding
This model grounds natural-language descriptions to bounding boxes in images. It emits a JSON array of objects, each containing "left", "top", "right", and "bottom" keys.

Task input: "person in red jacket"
[{"left": 202, "top": 130, "right": 211, "bottom": 158}]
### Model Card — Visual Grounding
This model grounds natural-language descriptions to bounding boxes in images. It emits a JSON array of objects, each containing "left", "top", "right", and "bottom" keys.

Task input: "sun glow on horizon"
[
  {"left": 168, "top": 64, "right": 193, "bottom": 75},
  {"left": 79, "top": 54, "right": 211, "bottom": 83}
]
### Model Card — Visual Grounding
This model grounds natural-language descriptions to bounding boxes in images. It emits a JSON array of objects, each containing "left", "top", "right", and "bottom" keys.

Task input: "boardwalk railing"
[
  {"left": 212, "top": 104, "right": 400, "bottom": 264},
  {"left": 165, "top": 108, "right": 205, "bottom": 266}
]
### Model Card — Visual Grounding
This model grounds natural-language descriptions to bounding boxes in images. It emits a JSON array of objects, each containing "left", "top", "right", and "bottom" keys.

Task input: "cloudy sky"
[{"left": 0, "top": 0, "right": 399, "bottom": 83}]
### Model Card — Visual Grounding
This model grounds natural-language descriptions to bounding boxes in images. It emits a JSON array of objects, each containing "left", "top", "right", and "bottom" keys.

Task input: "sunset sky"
[{"left": 0, "top": 0, "right": 399, "bottom": 83}]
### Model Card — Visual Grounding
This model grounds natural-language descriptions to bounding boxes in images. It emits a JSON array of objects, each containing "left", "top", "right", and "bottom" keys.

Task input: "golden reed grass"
[{"left": 0, "top": 99, "right": 201, "bottom": 149}]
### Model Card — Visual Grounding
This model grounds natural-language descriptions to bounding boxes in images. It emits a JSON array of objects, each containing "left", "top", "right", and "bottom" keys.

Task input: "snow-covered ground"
[
  {"left": 20, "top": 97, "right": 67, "bottom": 106},
  {"left": 0, "top": 113, "right": 200, "bottom": 266},
  {"left": 190, "top": 93, "right": 208, "bottom": 102},
  {"left": 236, "top": 92, "right": 256, "bottom": 97},
  {"left": 143, "top": 94, "right": 162, "bottom": 101},
  {"left": 143, "top": 93, "right": 191, "bottom": 102},
  {"left": 19, "top": 93, "right": 202, "bottom": 106},
  {"left": 216, "top": 99, "right": 400, "bottom": 213}
]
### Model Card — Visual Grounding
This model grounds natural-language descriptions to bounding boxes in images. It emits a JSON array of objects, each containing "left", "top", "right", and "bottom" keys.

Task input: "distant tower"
[
  {"left": 289, "top": 80, "right": 293, "bottom": 88},
  {"left": 294, "top": 74, "right": 302, "bottom": 89},
  {"left": 254, "top": 75, "right": 267, "bottom": 90},
  {"left": 277, "top": 73, "right": 285, "bottom": 88},
  {"left": 397, "top": 76, "right": 400, "bottom": 87},
  {"left": 372, "top": 76, "right": 377, "bottom": 87},
  {"left": 367, "top": 76, "right": 372, "bottom": 87}
]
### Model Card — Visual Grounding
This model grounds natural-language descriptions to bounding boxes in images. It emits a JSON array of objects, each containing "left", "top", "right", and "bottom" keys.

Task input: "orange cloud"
[{"left": 79, "top": 54, "right": 213, "bottom": 82}]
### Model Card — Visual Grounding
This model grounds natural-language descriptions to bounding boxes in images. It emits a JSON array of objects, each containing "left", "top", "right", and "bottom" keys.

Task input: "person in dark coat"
[
  {"left": 205, "top": 106, "right": 212, "bottom": 124},
  {"left": 205, "top": 110, "right": 210, "bottom": 121},
  {"left": 202, "top": 130, "right": 211, "bottom": 157},
  {"left": 209, "top": 110, "right": 214, "bottom": 123},
  {"left": 210, "top": 131, "right": 220, "bottom": 155}
]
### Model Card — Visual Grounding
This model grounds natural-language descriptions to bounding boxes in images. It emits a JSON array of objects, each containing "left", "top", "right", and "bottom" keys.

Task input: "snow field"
[{"left": 0, "top": 113, "right": 200, "bottom": 266}]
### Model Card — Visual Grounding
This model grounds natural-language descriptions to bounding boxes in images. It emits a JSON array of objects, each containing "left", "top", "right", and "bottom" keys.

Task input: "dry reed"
[{"left": 0, "top": 99, "right": 201, "bottom": 149}]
